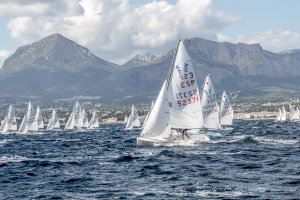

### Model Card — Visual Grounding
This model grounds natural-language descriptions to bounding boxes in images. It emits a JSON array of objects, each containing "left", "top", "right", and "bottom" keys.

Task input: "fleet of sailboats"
[{"left": 0, "top": 100, "right": 101, "bottom": 134}]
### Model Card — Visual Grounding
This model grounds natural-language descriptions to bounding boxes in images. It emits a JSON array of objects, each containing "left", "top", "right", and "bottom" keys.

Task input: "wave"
[{"left": 0, "top": 155, "right": 28, "bottom": 164}]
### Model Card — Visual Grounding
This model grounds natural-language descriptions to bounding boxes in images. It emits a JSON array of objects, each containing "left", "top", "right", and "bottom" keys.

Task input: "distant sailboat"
[
  {"left": 289, "top": 104, "right": 299, "bottom": 121},
  {"left": 125, "top": 105, "right": 141, "bottom": 130},
  {"left": 0, "top": 105, "right": 17, "bottom": 133},
  {"left": 18, "top": 101, "right": 39, "bottom": 133},
  {"left": 276, "top": 108, "right": 282, "bottom": 121},
  {"left": 87, "top": 110, "right": 99, "bottom": 130},
  {"left": 46, "top": 109, "right": 60, "bottom": 130},
  {"left": 201, "top": 74, "right": 220, "bottom": 130},
  {"left": 35, "top": 106, "right": 44, "bottom": 129},
  {"left": 137, "top": 40, "right": 209, "bottom": 145},
  {"left": 65, "top": 101, "right": 84, "bottom": 130},
  {"left": 219, "top": 91, "right": 234, "bottom": 127},
  {"left": 82, "top": 109, "right": 89, "bottom": 128},
  {"left": 281, "top": 106, "right": 287, "bottom": 121}
]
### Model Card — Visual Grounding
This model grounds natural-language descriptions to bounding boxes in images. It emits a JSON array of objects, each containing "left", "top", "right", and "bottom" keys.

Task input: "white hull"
[{"left": 137, "top": 132, "right": 210, "bottom": 146}]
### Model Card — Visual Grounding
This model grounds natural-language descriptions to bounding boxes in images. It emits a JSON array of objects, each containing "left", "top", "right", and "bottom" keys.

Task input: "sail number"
[{"left": 176, "top": 89, "right": 199, "bottom": 106}]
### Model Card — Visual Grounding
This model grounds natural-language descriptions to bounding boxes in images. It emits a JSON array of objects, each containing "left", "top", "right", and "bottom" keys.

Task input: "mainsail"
[
  {"left": 281, "top": 106, "right": 287, "bottom": 121},
  {"left": 87, "top": 110, "right": 99, "bottom": 129},
  {"left": 18, "top": 114, "right": 28, "bottom": 134},
  {"left": 139, "top": 40, "right": 205, "bottom": 141},
  {"left": 35, "top": 106, "right": 44, "bottom": 129},
  {"left": 82, "top": 109, "right": 89, "bottom": 128},
  {"left": 276, "top": 108, "right": 282, "bottom": 121},
  {"left": 219, "top": 91, "right": 234, "bottom": 126},
  {"left": 201, "top": 74, "right": 220, "bottom": 129},
  {"left": 168, "top": 40, "right": 203, "bottom": 129},
  {"left": 47, "top": 109, "right": 60, "bottom": 130},
  {"left": 0, "top": 105, "right": 17, "bottom": 133}
]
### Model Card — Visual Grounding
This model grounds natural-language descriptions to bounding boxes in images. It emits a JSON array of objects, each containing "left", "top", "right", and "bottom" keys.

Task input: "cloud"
[
  {"left": 218, "top": 29, "right": 300, "bottom": 52},
  {"left": 5, "top": 0, "right": 240, "bottom": 63},
  {"left": 0, "top": 50, "right": 11, "bottom": 67}
]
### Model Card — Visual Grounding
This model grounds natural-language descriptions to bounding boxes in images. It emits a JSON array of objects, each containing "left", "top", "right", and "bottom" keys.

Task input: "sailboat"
[
  {"left": 142, "top": 101, "right": 154, "bottom": 128},
  {"left": 46, "top": 109, "right": 60, "bottom": 130},
  {"left": 281, "top": 106, "right": 287, "bottom": 121},
  {"left": 289, "top": 104, "right": 299, "bottom": 121},
  {"left": 87, "top": 110, "right": 99, "bottom": 130},
  {"left": 276, "top": 108, "right": 282, "bottom": 122},
  {"left": 0, "top": 105, "right": 17, "bottom": 133},
  {"left": 35, "top": 106, "right": 44, "bottom": 129},
  {"left": 219, "top": 91, "right": 234, "bottom": 128},
  {"left": 82, "top": 109, "right": 89, "bottom": 128},
  {"left": 65, "top": 101, "right": 84, "bottom": 130},
  {"left": 125, "top": 105, "right": 141, "bottom": 130},
  {"left": 18, "top": 101, "right": 39, "bottom": 134},
  {"left": 201, "top": 74, "right": 220, "bottom": 130},
  {"left": 137, "top": 40, "right": 210, "bottom": 145}
]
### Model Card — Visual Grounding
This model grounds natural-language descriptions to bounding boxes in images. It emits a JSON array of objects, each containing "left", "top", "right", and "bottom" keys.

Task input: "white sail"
[
  {"left": 142, "top": 101, "right": 154, "bottom": 128},
  {"left": 125, "top": 111, "right": 134, "bottom": 130},
  {"left": 82, "top": 109, "right": 89, "bottom": 128},
  {"left": 65, "top": 101, "right": 83, "bottom": 130},
  {"left": 35, "top": 106, "right": 44, "bottom": 129},
  {"left": 0, "top": 105, "right": 17, "bottom": 133},
  {"left": 132, "top": 105, "right": 141, "bottom": 127},
  {"left": 168, "top": 40, "right": 203, "bottom": 129},
  {"left": 47, "top": 109, "right": 60, "bottom": 130},
  {"left": 281, "top": 106, "right": 287, "bottom": 121},
  {"left": 296, "top": 107, "right": 300, "bottom": 120},
  {"left": 126, "top": 105, "right": 141, "bottom": 130},
  {"left": 18, "top": 114, "right": 28, "bottom": 134},
  {"left": 219, "top": 91, "right": 233, "bottom": 126},
  {"left": 87, "top": 110, "right": 99, "bottom": 129},
  {"left": 201, "top": 75, "right": 220, "bottom": 129},
  {"left": 276, "top": 108, "right": 282, "bottom": 121},
  {"left": 140, "top": 80, "right": 171, "bottom": 139},
  {"left": 25, "top": 101, "right": 38, "bottom": 132}
]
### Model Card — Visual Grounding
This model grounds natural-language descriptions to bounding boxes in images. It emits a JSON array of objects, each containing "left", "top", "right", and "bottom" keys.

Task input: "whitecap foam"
[{"left": 0, "top": 155, "right": 28, "bottom": 163}]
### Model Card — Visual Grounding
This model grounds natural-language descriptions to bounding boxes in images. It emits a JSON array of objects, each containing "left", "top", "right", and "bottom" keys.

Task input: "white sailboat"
[
  {"left": 82, "top": 109, "right": 89, "bottom": 128},
  {"left": 18, "top": 101, "right": 39, "bottom": 133},
  {"left": 281, "top": 106, "right": 287, "bottom": 121},
  {"left": 125, "top": 105, "right": 141, "bottom": 130},
  {"left": 137, "top": 40, "right": 209, "bottom": 145},
  {"left": 46, "top": 109, "right": 60, "bottom": 130},
  {"left": 289, "top": 104, "right": 299, "bottom": 121},
  {"left": 219, "top": 91, "right": 234, "bottom": 127},
  {"left": 201, "top": 74, "right": 220, "bottom": 130},
  {"left": 35, "top": 106, "right": 44, "bottom": 129},
  {"left": 0, "top": 105, "right": 17, "bottom": 133},
  {"left": 276, "top": 108, "right": 282, "bottom": 122},
  {"left": 87, "top": 110, "right": 99, "bottom": 130},
  {"left": 65, "top": 101, "right": 84, "bottom": 130}
]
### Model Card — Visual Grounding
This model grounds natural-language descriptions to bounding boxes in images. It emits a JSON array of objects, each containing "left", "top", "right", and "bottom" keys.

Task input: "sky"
[{"left": 0, "top": 0, "right": 300, "bottom": 66}]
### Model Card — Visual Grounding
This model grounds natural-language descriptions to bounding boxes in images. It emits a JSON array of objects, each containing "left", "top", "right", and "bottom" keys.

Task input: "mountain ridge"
[{"left": 1, "top": 33, "right": 300, "bottom": 103}]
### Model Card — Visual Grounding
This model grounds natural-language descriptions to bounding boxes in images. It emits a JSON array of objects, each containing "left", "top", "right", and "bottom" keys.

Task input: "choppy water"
[{"left": 0, "top": 120, "right": 299, "bottom": 199}]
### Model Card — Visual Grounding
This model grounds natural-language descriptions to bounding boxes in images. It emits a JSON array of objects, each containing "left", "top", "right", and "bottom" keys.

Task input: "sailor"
[{"left": 180, "top": 129, "right": 189, "bottom": 139}]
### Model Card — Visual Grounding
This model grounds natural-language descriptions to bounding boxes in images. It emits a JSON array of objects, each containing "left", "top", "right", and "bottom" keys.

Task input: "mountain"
[
  {"left": 1, "top": 34, "right": 300, "bottom": 103},
  {"left": 123, "top": 53, "right": 158, "bottom": 68}
]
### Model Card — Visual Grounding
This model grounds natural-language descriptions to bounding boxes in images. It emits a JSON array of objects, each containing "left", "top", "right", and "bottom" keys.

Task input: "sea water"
[{"left": 0, "top": 120, "right": 299, "bottom": 199}]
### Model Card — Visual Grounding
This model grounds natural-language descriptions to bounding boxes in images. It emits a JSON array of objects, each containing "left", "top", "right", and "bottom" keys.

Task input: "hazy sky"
[{"left": 0, "top": 0, "right": 299, "bottom": 66}]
